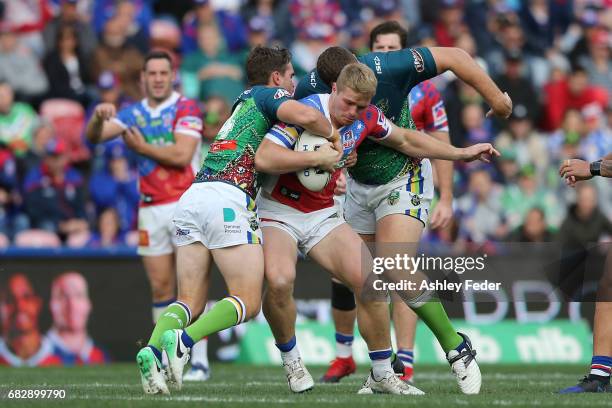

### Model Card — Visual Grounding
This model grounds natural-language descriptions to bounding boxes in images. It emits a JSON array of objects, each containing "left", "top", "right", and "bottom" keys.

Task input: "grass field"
[{"left": 0, "top": 363, "right": 610, "bottom": 407}]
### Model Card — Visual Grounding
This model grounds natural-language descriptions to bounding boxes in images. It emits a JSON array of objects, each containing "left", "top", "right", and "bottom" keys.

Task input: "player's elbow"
[{"left": 298, "top": 108, "right": 321, "bottom": 129}]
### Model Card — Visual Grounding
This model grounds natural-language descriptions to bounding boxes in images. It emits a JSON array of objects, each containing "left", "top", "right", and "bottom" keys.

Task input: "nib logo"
[{"left": 516, "top": 328, "right": 582, "bottom": 362}]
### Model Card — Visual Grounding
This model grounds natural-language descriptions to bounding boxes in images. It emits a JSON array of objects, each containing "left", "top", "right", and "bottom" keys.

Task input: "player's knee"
[
  {"left": 241, "top": 294, "right": 262, "bottom": 321},
  {"left": 265, "top": 268, "right": 295, "bottom": 296},
  {"left": 150, "top": 279, "right": 175, "bottom": 300},
  {"left": 331, "top": 280, "right": 356, "bottom": 311}
]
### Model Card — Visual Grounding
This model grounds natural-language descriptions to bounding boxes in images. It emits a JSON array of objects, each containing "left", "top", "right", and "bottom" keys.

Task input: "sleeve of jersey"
[
  {"left": 258, "top": 87, "right": 293, "bottom": 123},
  {"left": 174, "top": 99, "right": 204, "bottom": 139},
  {"left": 264, "top": 122, "right": 299, "bottom": 149},
  {"left": 365, "top": 106, "right": 392, "bottom": 141},
  {"left": 388, "top": 47, "right": 437, "bottom": 87},
  {"left": 424, "top": 84, "right": 449, "bottom": 132}
]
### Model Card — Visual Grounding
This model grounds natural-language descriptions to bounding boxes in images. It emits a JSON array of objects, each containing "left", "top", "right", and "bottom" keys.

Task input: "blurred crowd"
[{"left": 0, "top": 0, "right": 610, "bottom": 250}]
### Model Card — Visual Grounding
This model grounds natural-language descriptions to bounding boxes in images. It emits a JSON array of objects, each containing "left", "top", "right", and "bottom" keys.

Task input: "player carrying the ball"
[{"left": 257, "top": 62, "right": 498, "bottom": 395}]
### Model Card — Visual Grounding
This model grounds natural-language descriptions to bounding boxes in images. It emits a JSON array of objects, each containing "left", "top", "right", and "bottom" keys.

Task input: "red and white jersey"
[
  {"left": 408, "top": 80, "right": 449, "bottom": 132},
  {"left": 0, "top": 337, "right": 62, "bottom": 367},
  {"left": 112, "top": 92, "right": 203, "bottom": 207},
  {"left": 261, "top": 93, "right": 392, "bottom": 213}
]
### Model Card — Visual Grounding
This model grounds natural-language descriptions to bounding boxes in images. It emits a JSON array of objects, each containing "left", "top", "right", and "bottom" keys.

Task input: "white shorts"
[
  {"left": 344, "top": 159, "right": 434, "bottom": 234},
  {"left": 137, "top": 201, "right": 178, "bottom": 256},
  {"left": 172, "top": 182, "right": 262, "bottom": 249},
  {"left": 257, "top": 195, "right": 345, "bottom": 254}
]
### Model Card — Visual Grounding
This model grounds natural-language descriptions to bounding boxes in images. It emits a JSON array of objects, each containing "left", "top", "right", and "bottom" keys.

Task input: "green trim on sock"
[
  {"left": 412, "top": 301, "right": 462, "bottom": 352},
  {"left": 185, "top": 298, "right": 240, "bottom": 343},
  {"left": 148, "top": 303, "right": 189, "bottom": 349}
]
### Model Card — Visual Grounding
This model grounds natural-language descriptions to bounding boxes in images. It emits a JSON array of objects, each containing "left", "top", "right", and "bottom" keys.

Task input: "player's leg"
[
  {"left": 308, "top": 223, "right": 423, "bottom": 395},
  {"left": 260, "top": 225, "right": 315, "bottom": 392},
  {"left": 392, "top": 300, "right": 418, "bottom": 383},
  {"left": 376, "top": 213, "right": 480, "bottom": 394}
]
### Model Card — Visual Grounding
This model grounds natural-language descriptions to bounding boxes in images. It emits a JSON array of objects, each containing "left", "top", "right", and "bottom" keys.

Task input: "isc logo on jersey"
[
  {"left": 274, "top": 89, "right": 291, "bottom": 99},
  {"left": 177, "top": 117, "right": 203, "bottom": 131},
  {"left": 432, "top": 101, "right": 448, "bottom": 128},
  {"left": 294, "top": 131, "right": 331, "bottom": 192}
]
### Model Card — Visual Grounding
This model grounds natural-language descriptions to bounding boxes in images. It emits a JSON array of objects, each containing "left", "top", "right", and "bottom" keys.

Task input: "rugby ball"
[{"left": 295, "top": 131, "right": 332, "bottom": 192}]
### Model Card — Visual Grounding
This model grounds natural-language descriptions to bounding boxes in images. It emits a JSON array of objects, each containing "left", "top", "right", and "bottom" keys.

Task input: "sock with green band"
[
  {"left": 185, "top": 296, "right": 246, "bottom": 342},
  {"left": 412, "top": 301, "right": 462, "bottom": 352},
  {"left": 147, "top": 301, "right": 191, "bottom": 349}
]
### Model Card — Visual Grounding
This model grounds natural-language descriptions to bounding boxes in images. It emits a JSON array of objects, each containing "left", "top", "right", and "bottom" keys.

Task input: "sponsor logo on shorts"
[
  {"left": 280, "top": 186, "right": 301, "bottom": 201},
  {"left": 138, "top": 230, "right": 150, "bottom": 246},
  {"left": 411, "top": 49, "right": 425, "bottom": 73},
  {"left": 249, "top": 216, "right": 259, "bottom": 231},
  {"left": 387, "top": 190, "right": 400, "bottom": 206},
  {"left": 223, "top": 208, "right": 236, "bottom": 222},
  {"left": 411, "top": 194, "right": 421, "bottom": 207},
  {"left": 224, "top": 225, "right": 242, "bottom": 234},
  {"left": 176, "top": 228, "right": 190, "bottom": 236}
]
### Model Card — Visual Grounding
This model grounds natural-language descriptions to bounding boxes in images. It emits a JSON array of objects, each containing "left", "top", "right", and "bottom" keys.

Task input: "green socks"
[
  {"left": 412, "top": 301, "right": 462, "bottom": 352},
  {"left": 148, "top": 301, "right": 191, "bottom": 349},
  {"left": 185, "top": 296, "right": 246, "bottom": 343}
]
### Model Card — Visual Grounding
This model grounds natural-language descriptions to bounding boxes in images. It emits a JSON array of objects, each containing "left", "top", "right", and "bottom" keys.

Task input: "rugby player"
[
  {"left": 85, "top": 50, "right": 211, "bottom": 380},
  {"left": 294, "top": 27, "right": 512, "bottom": 394},
  {"left": 258, "top": 63, "right": 498, "bottom": 395},
  {"left": 321, "top": 22, "right": 454, "bottom": 384},
  {"left": 559, "top": 153, "right": 612, "bottom": 393},
  {"left": 135, "top": 46, "right": 341, "bottom": 395}
]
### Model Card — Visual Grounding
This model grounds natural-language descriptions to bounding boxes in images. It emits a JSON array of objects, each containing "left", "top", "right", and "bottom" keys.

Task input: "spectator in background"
[
  {"left": 495, "top": 105, "right": 549, "bottom": 183},
  {"left": 557, "top": 182, "right": 612, "bottom": 248},
  {"left": 0, "top": 24, "right": 48, "bottom": 104},
  {"left": 0, "top": 0, "right": 50, "bottom": 58},
  {"left": 47, "top": 272, "right": 110, "bottom": 364},
  {"left": 578, "top": 28, "right": 611, "bottom": 99},
  {"left": 501, "top": 164, "right": 562, "bottom": 230},
  {"left": 496, "top": 148, "right": 520, "bottom": 185},
  {"left": 22, "top": 139, "right": 88, "bottom": 241},
  {"left": 241, "top": 0, "right": 293, "bottom": 47},
  {"left": 0, "top": 142, "right": 17, "bottom": 240},
  {"left": 17, "top": 119, "right": 55, "bottom": 179},
  {"left": 245, "top": 16, "right": 270, "bottom": 49},
  {"left": 493, "top": 50, "right": 540, "bottom": 126},
  {"left": 455, "top": 167, "right": 507, "bottom": 247},
  {"left": 542, "top": 65, "right": 609, "bottom": 132},
  {"left": 85, "top": 207, "right": 129, "bottom": 248},
  {"left": 42, "top": 24, "right": 91, "bottom": 106},
  {"left": 579, "top": 103, "right": 611, "bottom": 164},
  {"left": 461, "top": 103, "right": 493, "bottom": 145},
  {"left": 180, "top": 24, "right": 244, "bottom": 105},
  {"left": 434, "top": 0, "right": 468, "bottom": 47},
  {"left": 92, "top": 0, "right": 153, "bottom": 51},
  {"left": 88, "top": 143, "right": 139, "bottom": 234},
  {"left": 0, "top": 274, "right": 61, "bottom": 366},
  {"left": 506, "top": 207, "right": 554, "bottom": 242},
  {"left": 182, "top": 0, "right": 248, "bottom": 54},
  {"left": 91, "top": 17, "right": 144, "bottom": 101},
  {"left": 0, "top": 82, "right": 38, "bottom": 158},
  {"left": 43, "top": 0, "right": 97, "bottom": 59}
]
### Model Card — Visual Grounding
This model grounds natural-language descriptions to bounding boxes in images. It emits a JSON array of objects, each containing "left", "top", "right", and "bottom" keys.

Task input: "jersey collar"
[{"left": 140, "top": 91, "right": 180, "bottom": 118}]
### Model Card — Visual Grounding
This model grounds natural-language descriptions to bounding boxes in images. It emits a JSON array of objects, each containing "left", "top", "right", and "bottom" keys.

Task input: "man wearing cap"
[
  {"left": 86, "top": 50, "right": 210, "bottom": 382},
  {"left": 22, "top": 138, "right": 88, "bottom": 240}
]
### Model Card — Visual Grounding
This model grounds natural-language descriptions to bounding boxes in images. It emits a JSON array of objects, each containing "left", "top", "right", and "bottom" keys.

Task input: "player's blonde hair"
[{"left": 336, "top": 63, "right": 377, "bottom": 100}]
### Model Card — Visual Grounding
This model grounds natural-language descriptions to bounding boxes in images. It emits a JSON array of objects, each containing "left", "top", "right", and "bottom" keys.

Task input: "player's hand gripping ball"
[{"left": 295, "top": 131, "right": 333, "bottom": 192}]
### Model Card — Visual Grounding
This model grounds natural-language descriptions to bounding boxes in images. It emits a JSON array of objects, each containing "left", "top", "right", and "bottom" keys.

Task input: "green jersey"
[
  {"left": 194, "top": 85, "right": 291, "bottom": 197},
  {"left": 0, "top": 102, "right": 37, "bottom": 157},
  {"left": 295, "top": 47, "right": 437, "bottom": 185}
]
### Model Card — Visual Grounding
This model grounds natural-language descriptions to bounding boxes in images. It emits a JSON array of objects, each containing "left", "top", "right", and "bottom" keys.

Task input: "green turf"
[{"left": 0, "top": 363, "right": 609, "bottom": 407}]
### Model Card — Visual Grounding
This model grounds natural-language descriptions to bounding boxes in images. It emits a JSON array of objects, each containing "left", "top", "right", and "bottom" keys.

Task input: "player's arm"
[
  {"left": 559, "top": 154, "right": 612, "bottom": 185},
  {"left": 377, "top": 123, "right": 499, "bottom": 162},
  {"left": 428, "top": 47, "right": 512, "bottom": 118},
  {"left": 123, "top": 128, "right": 199, "bottom": 167},
  {"left": 85, "top": 103, "right": 126, "bottom": 143},
  {"left": 255, "top": 123, "right": 340, "bottom": 174},
  {"left": 276, "top": 100, "right": 342, "bottom": 152}
]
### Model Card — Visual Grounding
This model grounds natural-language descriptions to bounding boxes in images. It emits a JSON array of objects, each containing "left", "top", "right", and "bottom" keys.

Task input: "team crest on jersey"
[
  {"left": 411, "top": 49, "right": 425, "bottom": 73},
  {"left": 411, "top": 194, "right": 421, "bottom": 207},
  {"left": 134, "top": 111, "right": 147, "bottom": 128},
  {"left": 387, "top": 190, "right": 400, "bottom": 206},
  {"left": 274, "top": 89, "right": 291, "bottom": 99}
]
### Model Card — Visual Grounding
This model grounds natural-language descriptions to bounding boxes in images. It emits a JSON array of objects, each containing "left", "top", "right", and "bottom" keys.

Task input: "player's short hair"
[
  {"left": 316, "top": 46, "right": 358, "bottom": 87},
  {"left": 369, "top": 20, "right": 408, "bottom": 49},
  {"left": 246, "top": 46, "right": 292, "bottom": 86},
  {"left": 336, "top": 63, "right": 377, "bottom": 100},
  {"left": 143, "top": 50, "right": 173, "bottom": 71}
]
